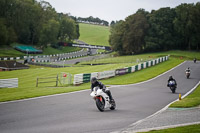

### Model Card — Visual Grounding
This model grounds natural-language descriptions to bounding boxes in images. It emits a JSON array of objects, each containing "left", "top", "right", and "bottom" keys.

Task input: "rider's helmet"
[
  {"left": 188, "top": 67, "right": 190, "bottom": 69},
  {"left": 169, "top": 75, "right": 173, "bottom": 80},
  {"left": 91, "top": 77, "right": 97, "bottom": 84}
]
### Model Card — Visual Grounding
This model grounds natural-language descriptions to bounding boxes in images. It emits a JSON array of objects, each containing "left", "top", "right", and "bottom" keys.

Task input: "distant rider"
[
  {"left": 185, "top": 67, "right": 190, "bottom": 73},
  {"left": 194, "top": 58, "right": 197, "bottom": 63},
  {"left": 167, "top": 75, "right": 177, "bottom": 87},
  {"left": 91, "top": 77, "right": 114, "bottom": 102}
]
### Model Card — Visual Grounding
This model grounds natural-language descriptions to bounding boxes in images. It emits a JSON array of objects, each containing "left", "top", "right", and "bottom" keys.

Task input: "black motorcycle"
[
  {"left": 168, "top": 80, "right": 176, "bottom": 93},
  {"left": 194, "top": 58, "right": 197, "bottom": 63}
]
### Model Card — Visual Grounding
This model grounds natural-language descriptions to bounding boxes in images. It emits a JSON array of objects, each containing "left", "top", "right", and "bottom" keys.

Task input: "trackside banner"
[{"left": 97, "top": 70, "right": 115, "bottom": 79}]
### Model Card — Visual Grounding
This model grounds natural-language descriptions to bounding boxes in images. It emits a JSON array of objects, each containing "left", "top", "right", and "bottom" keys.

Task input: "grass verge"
[
  {"left": 139, "top": 124, "right": 200, "bottom": 133},
  {"left": 79, "top": 23, "right": 110, "bottom": 46},
  {"left": 170, "top": 84, "right": 200, "bottom": 108},
  {"left": 42, "top": 46, "right": 81, "bottom": 55}
]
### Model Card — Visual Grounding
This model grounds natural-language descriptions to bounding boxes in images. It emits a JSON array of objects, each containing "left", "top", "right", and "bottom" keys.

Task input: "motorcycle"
[
  {"left": 194, "top": 58, "right": 197, "bottom": 63},
  {"left": 186, "top": 71, "right": 190, "bottom": 79},
  {"left": 168, "top": 80, "right": 176, "bottom": 93},
  {"left": 90, "top": 87, "right": 116, "bottom": 112}
]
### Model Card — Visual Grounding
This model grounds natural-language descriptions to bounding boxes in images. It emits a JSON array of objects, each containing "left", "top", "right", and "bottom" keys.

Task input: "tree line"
[
  {"left": 0, "top": 0, "right": 80, "bottom": 48},
  {"left": 109, "top": 3, "right": 200, "bottom": 55},
  {"left": 74, "top": 16, "right": 109, "bottom": 26}
]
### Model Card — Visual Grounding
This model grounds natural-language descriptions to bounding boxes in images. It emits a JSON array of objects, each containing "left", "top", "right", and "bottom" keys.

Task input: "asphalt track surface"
[{"left": 0, "top": 61, "right": 199, "bottom": 133}]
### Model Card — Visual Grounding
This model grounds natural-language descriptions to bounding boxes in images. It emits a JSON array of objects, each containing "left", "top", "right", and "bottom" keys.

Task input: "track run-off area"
[{"left": 0, "top": 61, "right": 199, "bottom": 133}]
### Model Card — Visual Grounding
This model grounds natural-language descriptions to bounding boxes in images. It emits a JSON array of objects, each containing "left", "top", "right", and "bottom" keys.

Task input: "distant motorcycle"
[
  {"left": 194, "top": 58, "right": 197, "bottom": 63},
  {"left": 186, "top": 71, "right": 190, "bottom": 79},
  {"left": 168, "top": 80, "right": 176, "bottom": 93},
  {"left": 90, "top": 87, "right": 116, "bottom": 112}
]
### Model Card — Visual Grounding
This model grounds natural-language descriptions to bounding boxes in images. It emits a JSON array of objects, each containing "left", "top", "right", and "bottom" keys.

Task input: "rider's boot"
[{"left": 106, "top": 90, "right": 114, "bottom": 103}]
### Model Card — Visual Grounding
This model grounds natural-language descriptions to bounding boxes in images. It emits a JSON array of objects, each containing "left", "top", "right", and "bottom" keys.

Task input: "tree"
[
  {"left": 58, "top": 15, "right": 78, "bottom": 42},
  {"left": 0, "top": 0, "right": 79, "bottom": 48},
  {"left": 109, "top": 21, "right": 125, "bottom": 55},
  {"left": 110, "top": 21, "right": 116, "bottom": 26},
  {"left": 122, "top": 10, "right": 149, "bottom": 54},
  {"left": 190, "top": 2, "right": 200, "bottom": 50},
  {"left": 145, "top": 7, "right": 176, "bottom": 51},
  {"left": 174, "top": 3, "right": 195, "bottom": 50},
  {"left": 109, "top": 10, "right": 149, "bottom": 55},
  {"left": 39, "top": 19, "right": 60, "bottom": 47},
  {"left": 0, "top": 19, "right": 8, "bottom": 46}
]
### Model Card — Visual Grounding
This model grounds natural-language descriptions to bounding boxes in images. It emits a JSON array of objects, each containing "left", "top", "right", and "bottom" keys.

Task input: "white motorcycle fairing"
[
  {"left": 90, "top": 88, "right": 111, "bottom": 109},
  {"left": 90, "top": 87, "right": 116, "bottom": 112}
]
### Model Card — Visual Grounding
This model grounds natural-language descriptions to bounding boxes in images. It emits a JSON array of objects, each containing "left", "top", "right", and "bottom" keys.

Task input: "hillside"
[{"left": 79, "top": 23, "right": 110, "bottom": 46}]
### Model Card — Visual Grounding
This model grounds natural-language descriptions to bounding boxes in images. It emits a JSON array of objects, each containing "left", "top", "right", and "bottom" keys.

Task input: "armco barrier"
[
  {"left": 73, "top": 56, "right": 169, "bottom": 85},
  {"left": 0, "top": 78, "right": 18, "bottom": 88}
]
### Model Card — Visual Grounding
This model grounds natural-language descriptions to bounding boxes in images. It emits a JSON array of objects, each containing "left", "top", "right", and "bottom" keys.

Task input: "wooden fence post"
[
  {"left": 56, "top": 74, "right": 58, "bottom": 87},
  {"left": 36, "top": 77, "right": 38, "bottom": 87}
]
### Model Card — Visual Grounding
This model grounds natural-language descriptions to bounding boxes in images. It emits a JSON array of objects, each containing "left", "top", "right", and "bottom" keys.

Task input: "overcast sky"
[{"left": 42, "top": 0, "right": 198, "bottom": 22}]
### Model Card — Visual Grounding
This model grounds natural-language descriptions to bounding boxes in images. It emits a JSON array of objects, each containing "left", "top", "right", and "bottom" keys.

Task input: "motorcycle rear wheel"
[
  {"left": 110, "top": 100, "right": 116, "bottom": 110},
  {"left": 171, "top": 87, "right": 176, "bottom": 93}
]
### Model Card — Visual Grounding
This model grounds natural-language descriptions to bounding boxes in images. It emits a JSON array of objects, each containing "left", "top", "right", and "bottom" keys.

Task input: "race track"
[{"left": 0, "top": 61, "right": 199, "bottom": 133}]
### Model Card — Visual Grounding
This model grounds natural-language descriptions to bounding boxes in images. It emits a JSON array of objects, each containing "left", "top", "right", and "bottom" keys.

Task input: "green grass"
[
  {"left": 170, "top": 84, "right": 200, "bottom": 108},
  {"left": 0, "top": 50, "right": 198, "bottom": 102},
  {"left": 139, "top": 124, "right": 200, "bottom": 133},
  {"left": 79, "top": 23, "right": 110, "bottom": 46},
  {"left": 42, "top": 46, "right": 81, "bottom": 55},
  {"left": 0, "top": 47, "right": 25, "bottom": 57}
]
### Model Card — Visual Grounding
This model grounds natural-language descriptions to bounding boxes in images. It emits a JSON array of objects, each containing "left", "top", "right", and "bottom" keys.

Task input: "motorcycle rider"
[
  {"left": 167, "top": 75, "right": 177, "bottom": 87},
  {"left": 91, "top": 77, "right": 114, "bottom": 103},
  {"left": 185, "top": 67, "right": 190, "bottom": 73}
]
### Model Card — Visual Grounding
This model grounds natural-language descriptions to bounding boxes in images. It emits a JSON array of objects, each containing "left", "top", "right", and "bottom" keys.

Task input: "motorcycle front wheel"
[{"left": 96, "top": 97, "right": 105, "bottom": 112}]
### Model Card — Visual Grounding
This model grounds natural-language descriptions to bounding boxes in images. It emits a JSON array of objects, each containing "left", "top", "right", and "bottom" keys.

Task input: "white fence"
[{"left": 0, "top": 78, "right": 18, "bottom": 88}]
